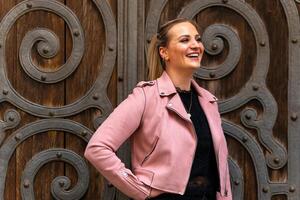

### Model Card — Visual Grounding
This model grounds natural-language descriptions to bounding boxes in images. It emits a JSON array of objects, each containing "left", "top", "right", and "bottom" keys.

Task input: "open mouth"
[{"left": 186, "top": 52, "right": 200, "bottom": 60}]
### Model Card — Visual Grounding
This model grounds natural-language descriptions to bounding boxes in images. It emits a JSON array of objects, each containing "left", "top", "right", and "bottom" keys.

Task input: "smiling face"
[{"left": 159, "top": 22, "right": 204, "bottom": 73}]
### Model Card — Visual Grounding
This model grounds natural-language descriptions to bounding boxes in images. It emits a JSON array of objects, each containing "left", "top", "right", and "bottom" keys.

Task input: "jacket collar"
[
  {"left": 156, "top": 71, "right": 177, "bottom": 96},
  {"left": 157, "top": 71, "right": 217, "bottom": 103}
]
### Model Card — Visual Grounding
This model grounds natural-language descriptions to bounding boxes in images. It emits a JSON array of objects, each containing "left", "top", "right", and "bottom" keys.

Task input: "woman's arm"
[{"left": 84, "top": 87, "right": 150, "bottom": 200}]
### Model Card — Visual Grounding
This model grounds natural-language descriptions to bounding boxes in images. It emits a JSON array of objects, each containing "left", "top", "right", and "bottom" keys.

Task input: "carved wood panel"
[
  {"left": 0, "top": 0, "right": 300, "bottom": 200},
  {"left": 0, "top": 0, "right": 117, "bottom": 199}
]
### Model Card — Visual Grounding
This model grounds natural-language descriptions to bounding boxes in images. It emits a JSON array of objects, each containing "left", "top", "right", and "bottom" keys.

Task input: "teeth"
[{"left": 187, "top": 53, "right": 199, "bottom": 57}]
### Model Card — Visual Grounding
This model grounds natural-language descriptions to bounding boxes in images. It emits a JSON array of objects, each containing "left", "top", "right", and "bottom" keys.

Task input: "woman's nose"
[{"left": 190, "top": 39, "right": 201, "bottom": 49}]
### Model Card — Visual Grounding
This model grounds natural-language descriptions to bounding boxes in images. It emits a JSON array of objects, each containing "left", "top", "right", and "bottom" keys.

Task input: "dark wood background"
[{"left": 1, "top": 0, "right": 299, "bottom": 200}]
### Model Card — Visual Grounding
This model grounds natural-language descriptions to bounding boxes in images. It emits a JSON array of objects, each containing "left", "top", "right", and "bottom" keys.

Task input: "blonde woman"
[{"left": 84, "top": 18, "right": 232, "bottom": 200}]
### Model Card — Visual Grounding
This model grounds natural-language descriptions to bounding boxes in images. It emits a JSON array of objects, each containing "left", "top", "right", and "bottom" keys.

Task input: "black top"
[
  {"left": 150, "top": 86, "right": 220, "bottom": 200},
  {"left": 177, "top": 86, "right": 220, "bottom": 195}
]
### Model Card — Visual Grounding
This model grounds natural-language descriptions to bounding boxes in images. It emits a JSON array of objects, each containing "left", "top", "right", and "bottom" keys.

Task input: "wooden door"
[
  {"left": 0, "top": 0, "right": 117, "bottom": 199},
  {"left": 1, "top": 0, "right": 300, "bottom": 200}
]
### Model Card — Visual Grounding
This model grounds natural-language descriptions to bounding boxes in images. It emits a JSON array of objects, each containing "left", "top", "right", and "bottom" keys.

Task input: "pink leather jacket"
[{"left": 84, "top": 71, "right": 232, "bottom": 200}]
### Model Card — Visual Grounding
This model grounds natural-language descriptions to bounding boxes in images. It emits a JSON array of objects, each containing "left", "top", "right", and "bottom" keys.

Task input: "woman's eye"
[
  {"left": 196, "top": 37, "right": 202, "bottom": 42},
  {"left": 180, "top": 38, "right": 189, "bottom": 43}
]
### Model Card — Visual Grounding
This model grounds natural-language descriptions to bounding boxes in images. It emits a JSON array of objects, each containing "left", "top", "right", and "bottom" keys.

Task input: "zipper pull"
[{"left": 224, "top": 189, "right": 228, "bottom": 197}]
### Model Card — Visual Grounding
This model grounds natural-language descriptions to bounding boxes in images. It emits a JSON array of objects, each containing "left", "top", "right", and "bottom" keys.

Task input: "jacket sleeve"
[{"left": 84, "top": 87, "right": 150, "bottom": 200}]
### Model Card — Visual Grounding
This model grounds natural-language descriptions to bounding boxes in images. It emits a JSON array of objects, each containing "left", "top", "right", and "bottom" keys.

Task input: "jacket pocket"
[{"left": 141, "top": 135, "right": 159, "bottom": 166}]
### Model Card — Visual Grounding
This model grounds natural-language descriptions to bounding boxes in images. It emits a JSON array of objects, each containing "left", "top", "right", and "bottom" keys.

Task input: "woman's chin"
[{"left": 188, "top": 64, "right": 201, "bottom": 69}]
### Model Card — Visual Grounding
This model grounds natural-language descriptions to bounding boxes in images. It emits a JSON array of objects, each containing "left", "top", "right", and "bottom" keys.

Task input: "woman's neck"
[{"left": 165, "top": 68, "right": 194, "bottom": 91}]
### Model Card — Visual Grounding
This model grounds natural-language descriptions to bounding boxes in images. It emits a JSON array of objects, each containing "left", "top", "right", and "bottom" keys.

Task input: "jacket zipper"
[
  {"left": 168, "top": 99, "right": 228, "bottom": 196},
  {"left": 167, "top": 107, "right": 198, "bottom": 192},
  {"left": 141, "top": 136, "right": 159, "bottom": 166},
  {"left": 185, "top": 122, "right": 198, "bottom": 191},
  {"left": 216, "top": 148, "right": 228, "bottom": 197},
  {"left": 121, "top": 171, "right": 149, "bottom": 195},
  {"left": 224, "top": 156, "right": 228, "bottom": 196}
]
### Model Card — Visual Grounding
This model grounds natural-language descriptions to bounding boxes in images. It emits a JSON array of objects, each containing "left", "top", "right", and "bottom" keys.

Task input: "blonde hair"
[{"left": 147, "top": 18, "right": 200, "bottom": 80}]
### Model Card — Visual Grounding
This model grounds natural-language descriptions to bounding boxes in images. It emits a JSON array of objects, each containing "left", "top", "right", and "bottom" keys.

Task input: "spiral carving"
[
  {"left": 0, "top": 119, "right": 93, "bottom": 199},
  {"left": 0, "top": 0, "right": 116, "bottom": 118},
  {"left": 222, "top": 120, "right": 270, "bottom": 199},
  {"left": 22, "top": 28, "right": 60, "bottom": 60},
  {"left": 3, "top": 109, "right": 21, "bottom": 129},
  {"left": 196, "top": 24, "right": 241, "bottom": 80},
  {"left": 21, "top": 148, "right": 89, "bottom": 200},
  {"left": 19, "top": 28, "right": 61, "bottom": 82},
  {"left": 0, "top": 0, "right": 117, "bottom": 198},
  {"left": 0, "top": 109, "right": 21, "bottom": 145},
  {"left": 240, "top": 108, "right": 258, "bottom": 129},
  {"left": 0, "top": 0, "right": 84, "bottom": 84}
]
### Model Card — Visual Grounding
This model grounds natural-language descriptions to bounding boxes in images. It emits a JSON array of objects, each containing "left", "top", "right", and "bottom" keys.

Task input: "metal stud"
[
  {"left": 56, "top": 152, "right": 62, "bottom": 158},
  {"left": 245, "top": 113, "right": 252, "bottom": 120},
  {"left": 23, "top": 179, "right": 30, "bottom": 188},
  {"left": 81, "top": 130, "right": 87, "bottom": 137},
  {"left": 15, "top": 134, "right": 21, "bottom": 141},
  {"left": 262, "top": 186, "right": 269, "bottom": 193},
  {"left": 252, "top": 84, "right": 259, "bottom": 91},
  {"left": 211, "top": 43, "right": 218, "bottom": 50},
  {"left": 242, "top": 136, "right": 248, "bottom": 143},
  {"left": 49, "top": 111, "right": 54, "bottom": 117},
  {"left": 289, "top": 186, "right": 295, "bottom": 192},
  {"left": 292, "top": 39, "right": 298, "bottom": 43},
  {"left": 41, "top": 75, "right": 46, "bottom": 81},
  {"left": 273, "top": 157, "right": 280, "bottom": 164},
  {"left": 107, "top": 182, "right": 113, "bottom": 187},
  {"left": 234, "top": 180, "right": 240, "bottom": 185},
  {"left": 2, "top": 89, "right": 8, "bottom": 95},
  {"left": 26, "top": 3, "right": 32, "bottom": 9},
  {"left": 209, "top": 72, "right": 216, "bottom": 78},
  {"left": 42, "top": 48, "right": 49, "bottom": 54},
  {"left": 222, "top": 0, "right": 228, "bottom": 3},
  {"left": 73, "top": 30, "right": 80, "bottom": 37},
  {"left": 59, "top": 180, "right": 65, "bottom": 187},
  {"left": 8, "top": 116, "right": 14, "bottom": 121},
  {"left": 108, "top": 45, "right": 114, "bottom": 51},
  {"left": 118, "top": 76, "right": 123, "bottom": 82},
  {"left": 93, "top": 93, "right": 99, "bottom": 100},
  {"left": 260, "top": 41, "right": 265, "bottom": 47},
  {"left": 291, "top": 113, "right": 298, "bottom": 121}
]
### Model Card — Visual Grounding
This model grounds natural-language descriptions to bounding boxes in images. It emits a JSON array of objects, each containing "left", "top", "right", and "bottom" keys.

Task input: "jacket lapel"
[
  {"left": 192, "top": 80, "right": 229, "bottom": 195},
  {"left": 157, "top": 72, "right": 192, "bottom": 123},
  {"left": 191, "top": 80, "right": 223, "bottom": 157},
  {"left": 167, "top": 94, "right": 192, "bottom": 122},
  {"left": 198, "top": 96, "right": 222, "bottom": 154}
]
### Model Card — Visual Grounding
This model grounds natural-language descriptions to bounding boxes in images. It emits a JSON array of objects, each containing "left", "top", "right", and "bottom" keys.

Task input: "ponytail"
[{"left": 147, "top": 34, "right": 164, "bottom": 80}]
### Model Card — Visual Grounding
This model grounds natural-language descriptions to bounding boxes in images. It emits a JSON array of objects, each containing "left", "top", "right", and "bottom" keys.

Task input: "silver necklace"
[{"left": 187, "top": 91, "right": 192, "bottom": 118}]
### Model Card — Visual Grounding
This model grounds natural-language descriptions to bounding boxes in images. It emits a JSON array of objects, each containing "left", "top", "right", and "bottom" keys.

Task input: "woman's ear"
[{"left": 159, "top": 46, "right": 169, "bottom": 61}]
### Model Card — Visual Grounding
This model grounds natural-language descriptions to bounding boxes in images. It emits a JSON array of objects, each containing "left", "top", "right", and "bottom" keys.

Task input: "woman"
[{"left": 84, "top": 18, "right": 232, "bottom": 200}]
